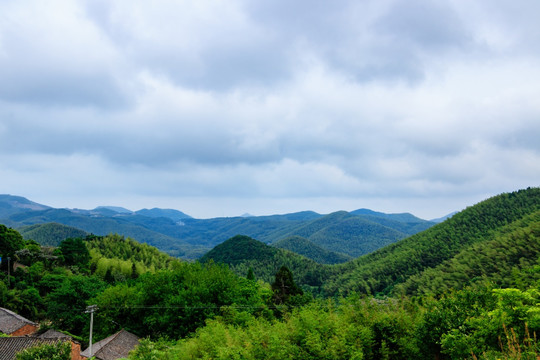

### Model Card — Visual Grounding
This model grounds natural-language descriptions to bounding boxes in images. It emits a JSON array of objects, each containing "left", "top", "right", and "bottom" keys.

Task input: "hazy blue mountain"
[
  {"left": 350, "top": 208, "right": 428, "bottom": 223},
  {"left": 0, "top": 194, "right": 435, "bottom": 260},
  {"left": 135, "top": 208, "right": 192, "bottom": 221},
  {"left": 95, "top": 206, "right": 134, "bottom": 214},
  {"left": 430, "top": 212, "right": 458, "bottom": 223},
  {"left": 0, "top": 194, "right": 50, "bottom": 218},
  {"left": 5, "top": 208, "right": 207, "bottom": 259}
]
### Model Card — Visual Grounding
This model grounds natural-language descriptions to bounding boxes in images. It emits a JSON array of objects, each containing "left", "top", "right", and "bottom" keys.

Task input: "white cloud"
[{"left": 0, "top": 0, "right": 538, "bottom": 219}]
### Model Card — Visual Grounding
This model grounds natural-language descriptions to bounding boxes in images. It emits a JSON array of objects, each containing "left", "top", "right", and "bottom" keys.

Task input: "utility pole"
[
  {"left": 85, "top": 305, "right": 98, "bottom": 357},
  {"left": 7, "top": 257, "right": 10, "bottom": 288}
]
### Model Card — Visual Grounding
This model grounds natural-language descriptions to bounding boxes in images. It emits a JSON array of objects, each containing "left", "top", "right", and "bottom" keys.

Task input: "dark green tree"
[
  {"left": 0, "top": 225, "right": 24, "bottom": 270},
  {"left": 271, "top": 266, "right": 303, "bottom": 305},
  {"left": 58, "top": 238, "right": 90, "bottom": 271},
  {"left": 46, "top": 275, "right": 106, "bottom": 335},
  {"left": 246, "top": 267, "right": 255, "bottom": 281}
]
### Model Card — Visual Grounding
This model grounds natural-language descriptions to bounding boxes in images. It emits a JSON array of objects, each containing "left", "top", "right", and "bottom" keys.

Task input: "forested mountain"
[
  {"left": 273, "top": 236, "right": 352, "bottom": 264},
  {"left": 0, "top": 195, "right": 435, "bottom": 260},
  {"left": 324, "top": 187, "right": 540, "bottom": 296},
  {"left": 4, "top": 208, "right": 207, "bottom": 259},
  {"left": 200, "top": 235, "right": 331, "bottom": 290},
  {"left": 395, "top": 209, "right": 540, "bottom": 296},
  {"left": 18, "top": 223, "right": 88, "bottom": 246}
]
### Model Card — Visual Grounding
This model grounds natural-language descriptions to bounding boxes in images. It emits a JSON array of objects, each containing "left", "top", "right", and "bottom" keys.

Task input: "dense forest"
[{"left": 1, "top": 187, "right": 540, "bottom": 359}]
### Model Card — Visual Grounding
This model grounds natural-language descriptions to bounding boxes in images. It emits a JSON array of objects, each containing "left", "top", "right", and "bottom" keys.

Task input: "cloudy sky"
[{"left": 1, "top": 0, "right": 539, "bottom": 219}]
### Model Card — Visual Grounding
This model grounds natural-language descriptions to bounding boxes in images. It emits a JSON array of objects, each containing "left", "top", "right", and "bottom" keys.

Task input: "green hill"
[
  {"left": 18, "top": 222, "right": 89, "bottom": 246},
  {"left": 278, "top": 211, "right": 410, "bottom": 257},
  {"left": 324, "top": 187, "right": 540, "bottom": 296},
  {"left": 273, "top": 236, "right": 352, "bottom": 264},
  {"left": 199, "top": 234, "right": 279, "bottom": 266},
  {"left": 395, "top": 209, "right": 540, "bottom": 296},
  {"left": 200, "top": 235, "right": 332, "bottom": 290}
]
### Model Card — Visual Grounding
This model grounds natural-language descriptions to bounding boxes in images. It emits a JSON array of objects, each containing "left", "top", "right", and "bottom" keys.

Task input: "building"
[
  {"left": 0, "top": 307, "right": 38, "bottom": 336},
  {"left": 0, "top": 336, "right": 82, "bottom": 360},
  {"left": 81, "top": 329, "right": 140, "bottom": 360}
]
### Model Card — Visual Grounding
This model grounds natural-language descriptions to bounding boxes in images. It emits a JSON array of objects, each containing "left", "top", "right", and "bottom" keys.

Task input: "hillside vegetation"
[
  {"left": 18, "top": 223, "right": 88, "bottom": 246},
  {"left": 324, "top": 187, "right": 540, "bottom": 296},
  {"left": 396, "top": 209, "right": 540, "bottom": 296},
  {"left": 201, "top": 235, "right": 332, "bottom": 291}
]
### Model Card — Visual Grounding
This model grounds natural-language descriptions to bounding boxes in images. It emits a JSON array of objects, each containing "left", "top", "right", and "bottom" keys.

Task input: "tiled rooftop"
[{"left": 0, "top": 308, "right": 36, "bottom": 335}]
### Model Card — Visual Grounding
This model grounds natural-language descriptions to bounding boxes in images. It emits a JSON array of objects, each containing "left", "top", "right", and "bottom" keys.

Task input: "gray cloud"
[{"left": 0, "top": 0, "right": 539, "bottom": 218}]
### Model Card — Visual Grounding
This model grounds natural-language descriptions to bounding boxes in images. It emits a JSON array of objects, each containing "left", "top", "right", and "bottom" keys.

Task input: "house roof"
[
  {"left": 0, "top": 337, "right": 64, "bottom": 360},
  {"left": 38, "top": 329, "right": 72, "bottom": 340},
  {"left": 81, "top": 329, "right": 140, "bottom": 360},
  {"left": 0, "top": 307, "right": 37, "bottom": 335}
]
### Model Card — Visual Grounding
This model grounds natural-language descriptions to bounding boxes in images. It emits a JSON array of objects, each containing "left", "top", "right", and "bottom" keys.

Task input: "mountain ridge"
[{"left": 0, "top": 194, "right": 437, "bottom": 260}]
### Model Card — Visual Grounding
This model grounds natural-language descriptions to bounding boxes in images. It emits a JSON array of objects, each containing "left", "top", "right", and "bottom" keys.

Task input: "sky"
[{"left": 1, "top": 0, "right": 539, "bottom": 220}]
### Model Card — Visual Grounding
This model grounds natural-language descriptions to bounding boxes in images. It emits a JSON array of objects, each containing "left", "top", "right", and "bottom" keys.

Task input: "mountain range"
[
  {"left": 201, "top": 187, "right": 540, "bottom": 298},
  {"left": 0, "top": 194, "right": 437, "bottom": 260}
]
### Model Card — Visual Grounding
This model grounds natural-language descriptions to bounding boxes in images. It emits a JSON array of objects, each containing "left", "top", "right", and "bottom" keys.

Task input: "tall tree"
[
  {"left": 58, "top": 238, "right": 90, "bottom": 271},
  {"left": 271, "top": 266, "right": 303, "bottom": 305},
  {"left": 0, "top": 225, "right": 24, "bottom": 259}
]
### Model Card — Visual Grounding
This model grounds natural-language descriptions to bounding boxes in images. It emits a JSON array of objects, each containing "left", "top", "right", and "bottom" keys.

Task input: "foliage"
[
  {"left": 396, "top": 209, "right": 540, "bottom": 296},
  {"left": 15, "top": 340, "right": 71, "bottom": 360},
  {"left": 91, "top": 261, "right": 273, "bottom": 340},
  {"left": 46, "top": 274, "right": 106, "bottom": 335},
  {"left": 86, "top": 234, "right": 177, "bottom": 283},
  {"left": 58, "top": 237, "right": 90, "bottom": 271},
  {"left": 271, "top": 266, "right": 304, "bottom": 305},
  {"left": 0, "top": 224, "right": 25, "bottom": 259},
  {"left": 128, "top": 297, "right": 421, "bottom": 360},
  {"left": 325, "top": 187, "right": 540, "bottom": 296}
]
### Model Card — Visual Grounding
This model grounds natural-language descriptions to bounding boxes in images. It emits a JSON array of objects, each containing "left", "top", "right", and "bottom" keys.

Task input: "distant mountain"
[
  {"left": 4, "top": 207, "right": 207, "bottom": 259},
  {"left": 135, "top": 208, "right": 192, "bottom": 221},
  {"left": 350, "top": 208, "right": 427, "bottom": 223},
  {"left": 0, "top": 194, "right": 50, "bottom": 218},
  {"left": 18, "top": 223, "right": 88, "bottom": 246},
  {"left": 274, "top": 211, "right": 425, "bottom": 257},
  {"left": 95, "top": 206, "right": 134, "bottom": 214},
  {"left": 272, "top": 236, "right": 352, "bottom": 264},
  {"left": 0, "top": 194, "right": 436, "bottom": 260},
  {"left": 429, "top": 212, "right": 458, "bottom": 223}
]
